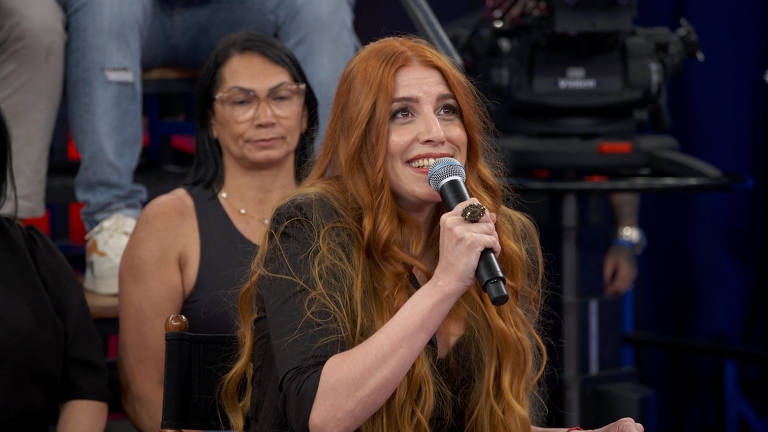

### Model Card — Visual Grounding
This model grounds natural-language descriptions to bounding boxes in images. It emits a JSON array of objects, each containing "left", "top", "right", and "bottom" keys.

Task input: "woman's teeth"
[{"left": 408, "top": 157, "right": 437, "bottom": 168}]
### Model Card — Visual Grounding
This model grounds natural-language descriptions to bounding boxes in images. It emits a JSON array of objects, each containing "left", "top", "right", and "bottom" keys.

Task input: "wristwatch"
[{"left": 614, "top": 225, "right": 647, "bottom": 255}]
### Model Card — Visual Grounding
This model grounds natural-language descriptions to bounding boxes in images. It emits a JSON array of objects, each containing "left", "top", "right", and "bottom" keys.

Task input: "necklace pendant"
[{"left": 220, "top": 190, "right": 268, "bottom": 223}]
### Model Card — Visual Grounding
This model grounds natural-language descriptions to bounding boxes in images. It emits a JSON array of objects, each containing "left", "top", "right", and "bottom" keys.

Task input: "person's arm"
[
  {"left": 308, "top": 269, "right": 471, "bottom": 431},
  {"left": 260, "top": 198, "right": 499, "bottom": 432},
  {"left": 118, "top": 191, "right": 196, "bottom": 432},
  {"left": 23, "top": 225, "right": 111, "bottom": 425},
  {"left": 57, "top": 399, "right": 108, "bottom": 432},
  {"left": 309, "top": 203, "right": 499, "bottom": 431},
  {"left": 603, "top": 192, "right": 641, "bottom": 295},
  {"left": 532, "top": 417, "right": 644, "bottom": 431}
]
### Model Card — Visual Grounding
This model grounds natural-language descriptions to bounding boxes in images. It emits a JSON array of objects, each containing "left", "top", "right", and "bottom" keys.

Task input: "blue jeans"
[{"left": 58, "top": 0, "right": 357, "bottom": 229}]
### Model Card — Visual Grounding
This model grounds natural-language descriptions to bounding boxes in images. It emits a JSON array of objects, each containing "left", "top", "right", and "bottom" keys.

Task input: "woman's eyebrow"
[
  {"left": 267, "top": 80, "right": 295, "bottom": 91},
  {"left": 220, "top": 85, "right": 254, "bottom": 93},
  {"left": 391, "top": 93, "right": 457, "bottom": 104},
  {"left": 220, "top": 81, "right": 294, "bottom": 94},
  {"left": 391, "top": 96, "right": 418, "bottom": 104}
]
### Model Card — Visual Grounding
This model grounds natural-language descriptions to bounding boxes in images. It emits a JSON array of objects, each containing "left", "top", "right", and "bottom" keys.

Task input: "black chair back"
[{"left": 161, "top": 314, "right": 237, "bottom": 431}]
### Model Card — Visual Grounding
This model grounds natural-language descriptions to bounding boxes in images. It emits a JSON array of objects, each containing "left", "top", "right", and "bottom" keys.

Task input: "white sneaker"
[{"left": 84, "top": 213, "right": 137, "bottom": 295}]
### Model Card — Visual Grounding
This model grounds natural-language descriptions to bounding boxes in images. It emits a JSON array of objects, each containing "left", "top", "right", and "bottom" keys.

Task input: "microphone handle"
[
  {"left": 438, "top": 177, "right": 469, "bottom": 210},
  {"left": 438, "top": 179, "right": 509, "bottom": 306}
]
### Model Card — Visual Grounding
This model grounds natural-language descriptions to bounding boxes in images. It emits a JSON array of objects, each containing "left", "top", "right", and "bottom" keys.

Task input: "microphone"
[{"left": 427, "top": 157, "right": 509, "bottom": 306}]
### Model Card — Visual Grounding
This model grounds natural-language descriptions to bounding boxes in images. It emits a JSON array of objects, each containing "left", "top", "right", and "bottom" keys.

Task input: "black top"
[
  {"left": 249, "top": 196, "right": 473, "bottom": 431},
  {"left": 0, "top": 217, "right": 109, "bottom": 429},
  {"left": 182, "top": 185, "right": 259, "bottom": 334}
]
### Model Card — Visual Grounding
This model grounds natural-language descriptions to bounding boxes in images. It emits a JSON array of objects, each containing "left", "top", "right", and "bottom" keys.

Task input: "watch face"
[{"left": 617, "top": 226, "right": 646, "bottom": 254}]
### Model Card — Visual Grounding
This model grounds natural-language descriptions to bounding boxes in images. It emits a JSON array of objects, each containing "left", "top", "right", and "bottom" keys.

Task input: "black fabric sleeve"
[
  {"left": 259, "top": 197, "right": 345, "bottom": 432},
  {"left": 23, "top": 225, "right": 110, "bottom": 404}
]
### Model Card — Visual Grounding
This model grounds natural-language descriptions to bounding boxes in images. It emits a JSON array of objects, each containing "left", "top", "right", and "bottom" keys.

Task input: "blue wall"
[{"left": 634, "top": 2, "right": 766, "bottom": 430}]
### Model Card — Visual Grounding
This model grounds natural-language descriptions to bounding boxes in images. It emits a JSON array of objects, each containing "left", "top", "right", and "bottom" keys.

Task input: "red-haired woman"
[{"left": 221, "top": 36, "right": 643, "bottom": 432}]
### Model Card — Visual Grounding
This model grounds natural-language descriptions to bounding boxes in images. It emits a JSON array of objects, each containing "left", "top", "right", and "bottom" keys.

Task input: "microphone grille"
[{"left": 427, "top": 157, "right": 466, "bottom": 191}]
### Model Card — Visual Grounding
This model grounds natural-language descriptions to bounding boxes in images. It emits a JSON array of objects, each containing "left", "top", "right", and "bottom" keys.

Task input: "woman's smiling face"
[{"left": 385, "top": 64, "right": 467, "bottom": 213}]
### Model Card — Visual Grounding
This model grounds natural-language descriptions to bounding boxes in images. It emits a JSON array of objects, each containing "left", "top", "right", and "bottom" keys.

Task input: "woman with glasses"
[{"left": 118, "top": 32, "right": 318, "bottom": 431}]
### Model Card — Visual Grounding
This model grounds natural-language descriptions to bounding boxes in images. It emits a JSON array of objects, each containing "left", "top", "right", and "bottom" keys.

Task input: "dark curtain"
[{"left": 634, "top": 2, "right": 767, "bottom": 430}]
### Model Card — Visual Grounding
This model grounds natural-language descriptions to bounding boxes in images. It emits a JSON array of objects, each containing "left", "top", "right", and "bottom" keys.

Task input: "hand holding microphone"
[{"left": 428, "top": 158, "right": 509, "bottom": 306}]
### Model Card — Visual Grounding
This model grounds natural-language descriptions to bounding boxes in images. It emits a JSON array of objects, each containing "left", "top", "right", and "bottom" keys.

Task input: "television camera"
[{"left": 451, "top": 0, "right": 718, "bottom": 178}]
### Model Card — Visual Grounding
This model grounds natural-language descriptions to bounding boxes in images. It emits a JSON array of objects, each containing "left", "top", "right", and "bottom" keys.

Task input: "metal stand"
[
  {"left": 511, "top": 175, "right": 748, "bottom": 426},
  {"left": 561, "top": 192, "right": 581, "bottom": 425}
]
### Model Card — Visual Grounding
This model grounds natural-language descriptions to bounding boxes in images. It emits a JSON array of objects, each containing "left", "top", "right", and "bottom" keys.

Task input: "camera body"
[
  {"left": 460, "top": 0, "right": 706, "bottom": 175},
  {"left": 469, "top": 0, "right": 702, "bottom": 137}
]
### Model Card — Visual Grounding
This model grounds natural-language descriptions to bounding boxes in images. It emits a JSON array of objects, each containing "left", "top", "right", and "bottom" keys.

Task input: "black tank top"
[{"left": 181, "top": 185, "right": 259, "bottom": 334}]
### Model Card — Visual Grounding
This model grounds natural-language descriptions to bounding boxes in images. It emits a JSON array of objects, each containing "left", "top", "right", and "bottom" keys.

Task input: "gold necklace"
[{"left": 219, "top": 191, "right": 270, "bottom": 225}]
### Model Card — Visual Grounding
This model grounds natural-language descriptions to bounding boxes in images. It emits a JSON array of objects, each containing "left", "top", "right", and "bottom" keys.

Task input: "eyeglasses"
[{"left": 214, "top": 82, "right": 306, "bottom": 122}]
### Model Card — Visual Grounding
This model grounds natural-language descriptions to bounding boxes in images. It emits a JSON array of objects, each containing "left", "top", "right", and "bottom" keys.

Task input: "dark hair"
[
  {"left": 0, "top": 107, "right": 16, "bottom": 212},
  {"left": 185, "top": 32, "right": 319, "bottom": 190}
]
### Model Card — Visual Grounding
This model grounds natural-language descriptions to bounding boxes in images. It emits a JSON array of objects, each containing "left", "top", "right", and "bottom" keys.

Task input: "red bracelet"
[{"left": 566, "top": 428, "right": 584, "bottom": 432}]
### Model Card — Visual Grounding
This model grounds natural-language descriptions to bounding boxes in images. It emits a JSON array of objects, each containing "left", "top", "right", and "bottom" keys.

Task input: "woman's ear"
[
  {"left": 301, "top": 106, "right": 308, "bottom": 134},
  {"left": 210, "top": 114, "right": 219, "bottom": 139}
]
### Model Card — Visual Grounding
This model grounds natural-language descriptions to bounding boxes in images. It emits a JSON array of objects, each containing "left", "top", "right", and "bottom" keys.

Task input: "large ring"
[{"left": 461, "top": 203, "right": 486, "bottom": 223}]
